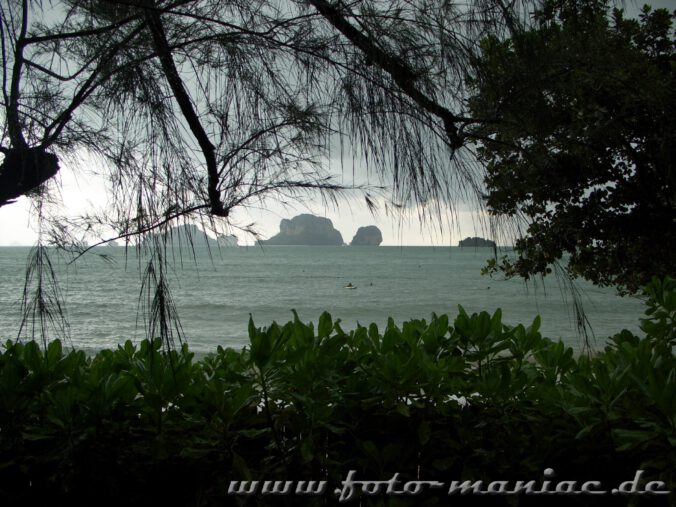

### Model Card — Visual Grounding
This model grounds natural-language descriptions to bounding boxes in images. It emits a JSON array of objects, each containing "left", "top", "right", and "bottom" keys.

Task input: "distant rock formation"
[
  {"left": 141, "top": 224, "right": 219, "bottom": 248},
  {"left": 458, "top": 236, "right": 496, "bottom": 248},
  {"left": 262, "top": 214, "right": 343, "bottom": 245},
  {"left": 350, "top": 226, "right": 383, "bottom": 246},
  {"left": 217, "top": 234, "right": 238, "bottom": 246}
]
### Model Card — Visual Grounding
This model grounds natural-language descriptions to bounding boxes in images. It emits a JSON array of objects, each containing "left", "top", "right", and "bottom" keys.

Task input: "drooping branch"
[
  {"left": 0, "top": 10, "right": 10, "bottom": 106},
  {"left": 23, "top": 13, "right": 141, "bottom": 45},
  {"left": 307, "top": 0, "right": 465, "bottom": 149},
  {"left": 0, "top": 1, "right": 61, "bottom": 206},
  {"left": 0, "top": 21, "right": 150, "bottom": 208},
  {"left": 143, "top": 3, "right": 227, "bottom": 217},
  {"left": 42, "top": 22, "right": 147, "bottom": 146},
  {"left": 7, "top": 0, "right": 29, "bottom": 149},
  {"left": 18, "top": 243, "right": 69, "bottom": 346}
]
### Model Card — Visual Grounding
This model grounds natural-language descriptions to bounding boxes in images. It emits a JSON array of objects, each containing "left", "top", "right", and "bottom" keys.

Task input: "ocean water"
[{"left": 0, "top": 246, "right": 645, "bottom": 354}]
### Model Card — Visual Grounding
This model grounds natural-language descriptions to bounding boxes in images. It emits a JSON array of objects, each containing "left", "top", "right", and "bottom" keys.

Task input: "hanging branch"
[
  {"left": 143, "top": 2, "right": 227, "bottom": 217},
  {"left": 307, "top": 0, "right": 465, "bottom": 149},
  {"left": 18, "top": 244, "right": 69, "bottom": 347}
]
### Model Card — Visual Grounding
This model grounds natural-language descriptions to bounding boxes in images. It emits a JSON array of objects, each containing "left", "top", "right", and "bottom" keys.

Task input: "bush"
[{"left": 0, "top": 279, "right": 673, "bottom": 506}]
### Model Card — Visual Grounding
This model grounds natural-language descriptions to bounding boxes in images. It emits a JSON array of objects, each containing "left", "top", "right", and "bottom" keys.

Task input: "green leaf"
[
  {"left": 368, "top": 322, "right": 380, "bottom": 346},
  {"left": 300, "top": 436, "right": 315, "bottom": 462},
  {"left": 248, "top": 315, "right": 257, "bottom": 343},
  {"left": 318, "top": 311, "right": 333, "bottom": 339},
  {"left": 23, "top": 341, "right": 42, "bottom": 372},
  {"left": 529, "top": 315, "right": 541, "bottom": 335},
  {"left": 394, "top": 403, "right": 410, "bottom": 417},
  {"left": 490, "top": 308, "right": 503, "bottom": 335},
  {"left": 418, "top": 420, "right": 431, "bottom": 445},
  {"left": 46, "top": 339, "right": 62, "bottom": 367},
  {"left": 575, "top": 424, "right": 598, "bottom": 440}
]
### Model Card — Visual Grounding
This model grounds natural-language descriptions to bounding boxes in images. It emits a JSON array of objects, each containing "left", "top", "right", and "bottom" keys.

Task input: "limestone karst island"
[
  {"left": 141, "top": 224, "right": 238, "bottom": 247},
  {"left": 350, "top": 226, "right": 383, "bottom": 246},
  {"left": 261, "top": 214, "right": 383, "bottom": 246}
]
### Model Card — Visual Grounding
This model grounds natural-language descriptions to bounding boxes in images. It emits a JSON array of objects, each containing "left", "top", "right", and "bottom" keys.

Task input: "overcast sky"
[
  {"left": 0, "top": 151, "right": 489, "bottom": 246},
  {"left": 1, "top": 0, "right": 670, "bottom": 247}
]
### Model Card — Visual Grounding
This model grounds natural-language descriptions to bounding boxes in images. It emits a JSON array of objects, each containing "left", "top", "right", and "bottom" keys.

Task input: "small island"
[
  {"left": 350, "top": 226, "right": 383, "bottom": 246},
  {"left": 458, "top": 236, "right": 496, "bottom": 248},
  {"left": 262, "top": 214, "right": 343, "bottom": 246},
  {"left": 141, "top": 224, "right": 236, "bottom": 248},
  {"left": 217, "top": 234, "right": 238, "bottom": 247}
]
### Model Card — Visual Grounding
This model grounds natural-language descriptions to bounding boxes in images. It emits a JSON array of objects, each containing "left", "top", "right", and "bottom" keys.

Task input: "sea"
[{"left": 0, "top": 246, "right": 646, "bottom": 354}]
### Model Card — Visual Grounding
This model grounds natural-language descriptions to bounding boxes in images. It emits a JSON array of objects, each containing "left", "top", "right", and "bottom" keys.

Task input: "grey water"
[{"left": 0, "top": 246, "right": 645, "bottom": 354}]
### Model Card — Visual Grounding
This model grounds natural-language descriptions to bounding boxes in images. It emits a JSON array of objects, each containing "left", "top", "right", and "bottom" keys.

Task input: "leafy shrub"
[{"left": 0, "top": 278, "right": 673, "bottom": 506}]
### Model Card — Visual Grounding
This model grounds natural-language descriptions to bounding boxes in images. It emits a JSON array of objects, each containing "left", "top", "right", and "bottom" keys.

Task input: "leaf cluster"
[{"left": 468, "top": 1, "right": 676, "bottom": 293}]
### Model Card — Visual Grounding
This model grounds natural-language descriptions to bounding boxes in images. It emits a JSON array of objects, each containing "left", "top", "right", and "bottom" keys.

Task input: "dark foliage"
[
  {"left": 0, "top": 148, "right": 59, "bottom": 206},
  {"left": 468, "top": 1, "right": 676, "bottom": 293},
  {"left": 0, "top": 277, "right": 673, "bottom": 506}
]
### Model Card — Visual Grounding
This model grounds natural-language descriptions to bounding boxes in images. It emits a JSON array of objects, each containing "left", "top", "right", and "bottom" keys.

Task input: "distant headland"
[
  {"left": 458, "top": 236, "right": 496, "bottom": 248},
  {"left": 141, "top": 224, "right": 238, "bottom": 247}
]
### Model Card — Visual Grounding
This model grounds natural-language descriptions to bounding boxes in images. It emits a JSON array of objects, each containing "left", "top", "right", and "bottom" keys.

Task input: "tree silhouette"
[{"left": 467, "top": 1, "right": 675, "bottom": 293}]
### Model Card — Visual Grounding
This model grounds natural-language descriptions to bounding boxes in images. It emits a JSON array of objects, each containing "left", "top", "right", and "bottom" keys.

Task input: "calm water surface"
[{"left": 0, "top": 246, "right": 644, "bottom": 353}]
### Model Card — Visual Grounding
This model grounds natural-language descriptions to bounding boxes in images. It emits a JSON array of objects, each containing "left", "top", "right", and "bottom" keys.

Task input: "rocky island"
[
  {"left": 350, "top": 226, "right": 383, "bottom": 246},
  {"left": 458, "top": 236, "right": 496, "bottom": 248},
  {"left": 217, "top": 234, "right": 238, "bottom": 246},
  {"left": 141, "top": 224, "right": 236, "bottom": 248},
  {"left": 262, "top": 214, "right": 343, "bottom": 246}
]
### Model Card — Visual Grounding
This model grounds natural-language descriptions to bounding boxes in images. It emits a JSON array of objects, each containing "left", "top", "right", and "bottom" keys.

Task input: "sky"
[
  {"left": 1, "top": 0, "right": 670, "bottom": 247},
  {"left": 0, "top": 0, "right": 499, "bottom": 248},
  {"left": 0, "top": 151, "right": 490, "bottom": 246}
]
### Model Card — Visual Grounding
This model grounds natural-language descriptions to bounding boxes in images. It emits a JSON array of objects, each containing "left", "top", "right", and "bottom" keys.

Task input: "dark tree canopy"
[{"left": 468, "top": 1, "right": 675, "bottom": 293}]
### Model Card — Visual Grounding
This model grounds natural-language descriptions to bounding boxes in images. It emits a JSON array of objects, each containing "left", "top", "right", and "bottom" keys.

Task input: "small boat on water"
[{"left": 344, "top": 282, "right": 357, "bottom": 289}]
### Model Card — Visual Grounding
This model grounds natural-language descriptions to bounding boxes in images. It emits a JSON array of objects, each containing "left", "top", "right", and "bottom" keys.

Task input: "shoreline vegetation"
[{"left": 1, "top": 278, "right": 673, "bottom": 506}]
